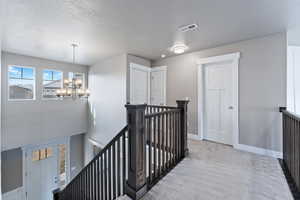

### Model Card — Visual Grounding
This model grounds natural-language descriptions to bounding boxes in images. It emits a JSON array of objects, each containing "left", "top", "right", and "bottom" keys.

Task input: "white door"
[
  {"left": 150, "top": 66, "right": 167, "bottom": 105},
  {"left": 130, "top": 63, "right": 150, "bottom": 104},
  {"left": 204, "top": 61, "right": 234, "bottom": 145},
  {"left": 25, "top": 139, "right": 69, "bottom": 200}
]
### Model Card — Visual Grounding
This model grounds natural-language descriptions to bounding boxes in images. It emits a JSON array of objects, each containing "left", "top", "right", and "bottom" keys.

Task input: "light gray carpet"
[{"left": 119, "top": 140, "right": 293, "bottom": 200}]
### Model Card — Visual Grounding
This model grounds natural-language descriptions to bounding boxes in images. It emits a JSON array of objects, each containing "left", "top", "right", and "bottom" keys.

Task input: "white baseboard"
[
  {"left": 235, "top": 143, "right": 282, "bottom": 159},
  {"left": 2, "top": 187, "right": 24, "bottom": 200},
  {"left": 187, "top": 133, "right": 282, "bottom": 159},
  {"left": 188, "top": 133, "right": 202, "bottom": 141}
]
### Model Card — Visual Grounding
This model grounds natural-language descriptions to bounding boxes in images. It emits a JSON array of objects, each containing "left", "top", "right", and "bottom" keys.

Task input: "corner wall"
[
  {"left": 87, "top": 54, "right": 127, "bottom": 163},
  {"left": 153, "top": 33, "right": 287, "bottom": 152}
]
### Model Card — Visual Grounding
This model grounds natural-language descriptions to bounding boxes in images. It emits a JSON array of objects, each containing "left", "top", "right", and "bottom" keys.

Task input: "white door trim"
[
  {"left": 130, "top": 63, "right": 151, "bottom": 104},
  {"left": 197, "top": 52, "right": 240, "bottom": 148},
  {"left": 22, "top": 137, "right": 70, "bottom": 200},
  {"left": 151, "top": 66, "right": 167, "bottom": 105}
]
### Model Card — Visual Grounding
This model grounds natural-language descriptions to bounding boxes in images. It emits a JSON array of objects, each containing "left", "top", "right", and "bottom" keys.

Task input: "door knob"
[{"left": 228, "top": 106, "right": 234, "bottom": 110}]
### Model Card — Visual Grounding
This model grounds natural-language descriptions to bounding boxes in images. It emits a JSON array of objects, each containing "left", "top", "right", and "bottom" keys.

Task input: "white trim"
[
  {"left": 197, "top": 52, "right": 240, "bottom": 147},
  {"left": 2, "top": 187, "right": 24, "bottom": 200},
  {"left": 151, "top": 66, "right": 167, "bottom": 105},
  {"left": 130, "top": 63, "right": 151, "bottom": 104},
  {"left": 188, "top": 133, "right": 202, "bottom": 141},
  {"left": 235, "top": 143, "right": 283, "bottom": 159},
  {"left": 151, "top": 66, "right": 167, "bottom": 72},
  {"left": 88, "top": 137, "right": 105, "bottom": 148}
]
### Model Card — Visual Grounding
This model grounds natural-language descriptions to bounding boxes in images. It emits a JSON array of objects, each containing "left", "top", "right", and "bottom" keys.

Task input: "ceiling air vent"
[{"left": 178, "top": 23, "right": 198, "bottom": 33}]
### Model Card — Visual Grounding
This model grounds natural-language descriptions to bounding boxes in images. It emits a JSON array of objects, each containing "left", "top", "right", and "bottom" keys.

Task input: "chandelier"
[{"left": 56, "top": 44, "right": 90, "bottom": 99}]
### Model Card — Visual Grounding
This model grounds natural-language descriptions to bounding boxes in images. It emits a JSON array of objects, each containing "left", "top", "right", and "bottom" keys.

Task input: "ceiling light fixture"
[
  {"left": 56, "top": 44, "right": 90, "bottom": 99},
  {"left": 170, "top": 43, "right": 189, "bottom": 54},
  {"left": 161, "top": 54, "right": 166, "bottom": 58}
]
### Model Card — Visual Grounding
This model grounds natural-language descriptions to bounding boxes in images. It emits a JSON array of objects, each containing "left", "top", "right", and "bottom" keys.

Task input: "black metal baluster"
[
  {"left": 108, "top": 148, "right": 112, "bottom": 200},
  {"left": 94, "top": 161, "right": 97, "bottom": 200},
  {"left": 113, "top": 143, "right": 116, "bottom": 199},
  {"left": 148, "top": 117, "right": 152, "bottom": 183},
  {"left": 162, "top": 113, "right": 165, "bottom": 172},
  {"left": 96, "top": 158, "right": 100, "bottom": 200},
  {"left": 172, "top": 112, "right": 176, "bottom": 165},
  {"left": 122, "top": 134, "right": 126, "bottom": 195},
  {"left": 179, "top": 112, "right": 182, "bottom": 158},
  {"left": 85, "top": 166, "right": 87, "bottom": 200},
  {"left": 117, "top": 139, "right": 121, "bottom": 197},
  {"left": 176, "top": 112, "right": 179, "bottom": 162},
  {"left": 100, "top": 156, "right": 104, "bottom": 200},
  {"left": 104, "top": 152, "right": 108, "bottom": 200},
  {"left": 158, "top": 114, "right": 161, "bottom": 176},
  {"left": 166, "top": 112, "right": 169, "bottom": 169},
  {"left": 153, "top": 115, "right": 157, "bottom": 178}
]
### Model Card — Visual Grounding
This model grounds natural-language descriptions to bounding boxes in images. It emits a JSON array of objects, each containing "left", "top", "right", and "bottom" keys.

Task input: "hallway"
[{"left": 136, "top": 140, "right": 292, "bottom": 200}]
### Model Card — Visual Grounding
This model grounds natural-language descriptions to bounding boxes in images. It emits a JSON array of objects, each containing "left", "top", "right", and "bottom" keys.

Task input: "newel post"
[
  {"left": 124, "top": 104, "right": 148, "bottom": 200},
  {"left": 177, "top": 100, "right": 189, "bottom": 157}
]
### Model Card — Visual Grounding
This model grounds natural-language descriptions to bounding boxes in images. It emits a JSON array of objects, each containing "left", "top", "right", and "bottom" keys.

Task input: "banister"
[{"left": 54, "top": 100, "right": 189, "bottom": 200}]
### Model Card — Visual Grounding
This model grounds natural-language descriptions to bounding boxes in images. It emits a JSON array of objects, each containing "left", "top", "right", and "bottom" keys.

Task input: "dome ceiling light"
[{"left": 170, "top": 43, "right": 189, "bottom": 54}]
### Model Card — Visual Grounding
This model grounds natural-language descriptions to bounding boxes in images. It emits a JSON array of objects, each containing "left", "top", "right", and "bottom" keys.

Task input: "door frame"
[
  {"left": 22, "top": 136, "right": 70, "bottom": 200},
  {"left": 130, "top": 63, "right": 151, "bottom": 104},
  {"left": 151, "top": 66, "right": 167, "bottom": 105},
  {"left": 197, "top": 52, "right": 240, "bottom": 147}
]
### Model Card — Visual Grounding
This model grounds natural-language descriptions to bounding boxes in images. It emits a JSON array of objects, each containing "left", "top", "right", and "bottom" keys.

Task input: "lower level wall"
[{"left": 1, "top": 134, "right": 85, "bottom": 195}]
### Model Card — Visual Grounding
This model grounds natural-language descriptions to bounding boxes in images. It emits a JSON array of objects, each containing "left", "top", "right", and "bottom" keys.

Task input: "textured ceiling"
[{"left": 0, "top": 0, "right": 298, "bottom": 65}]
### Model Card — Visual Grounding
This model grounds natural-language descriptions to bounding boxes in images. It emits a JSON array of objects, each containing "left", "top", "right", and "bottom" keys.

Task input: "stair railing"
[
  {"left": 280, "top": 107, "right": 300, "bottom": 194},
  {"left": 54, "top": 100, "right": 189, "bottom": 200}
]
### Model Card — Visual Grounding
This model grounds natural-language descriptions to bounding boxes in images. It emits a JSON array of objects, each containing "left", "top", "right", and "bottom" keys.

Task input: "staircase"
[{"left": 53, "top": 100, "right": 189, "bottom": 200}]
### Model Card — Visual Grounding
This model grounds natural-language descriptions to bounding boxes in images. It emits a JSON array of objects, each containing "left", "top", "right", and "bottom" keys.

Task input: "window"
[
  {"left": 69, "top": 72, "right": 85, "bottom": 88},
  {"left": 8, "top": 66, "right": 35, "bottom": 100},
  {"left": 43, "top": 70, "right": 63, "bottom": 98}
]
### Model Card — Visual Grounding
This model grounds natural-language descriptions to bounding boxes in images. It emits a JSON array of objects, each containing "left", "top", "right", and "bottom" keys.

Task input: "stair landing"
[{"left": 123, "top": 140, "right": 293, "bottom": 200}]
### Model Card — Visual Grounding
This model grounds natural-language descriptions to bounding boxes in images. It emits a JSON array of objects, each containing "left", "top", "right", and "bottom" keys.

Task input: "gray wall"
[
  {"left": 1, "top": 52, "right": 89, "bottom": 150},
  {"left": 1, "top": 148, "right": 22, "bottom": 193},
  {"left": 153, "top": 33, "right": 287, "bottom": 152},
  {"left": 87, "top": 54, "right": 127, "bottom": 162},
  {"left": 126, "top": 54, "right": 151, "bottom": 103},
  {"left": 1, "top": 134, "right": 84, "bottom": 194},
  {"left": 70, "top": 134, "right": 84, "bottom": 179}
]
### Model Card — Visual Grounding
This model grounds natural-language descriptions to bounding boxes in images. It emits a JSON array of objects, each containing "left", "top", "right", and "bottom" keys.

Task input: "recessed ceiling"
[{"left": 1, "top": 0, "right": 298, "bottom": 65}]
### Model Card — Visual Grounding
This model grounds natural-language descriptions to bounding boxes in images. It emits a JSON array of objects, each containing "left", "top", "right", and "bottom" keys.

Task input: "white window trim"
[
  {"left": 42, "top": 69, "right": 63, "bottom": 100},
  {"left": 8, "top": 65, "right": 36, "bottom": 101}
]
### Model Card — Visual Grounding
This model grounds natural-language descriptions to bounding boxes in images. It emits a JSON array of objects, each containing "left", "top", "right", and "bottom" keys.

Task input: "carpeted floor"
[{"left": 120, "top": 140, "right": 293, "bottom": 200}]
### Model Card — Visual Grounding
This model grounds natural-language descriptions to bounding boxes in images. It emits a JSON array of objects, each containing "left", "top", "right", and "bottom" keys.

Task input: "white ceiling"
[{"left": 1, "top": 0, "right": 299, "bottom": 65}]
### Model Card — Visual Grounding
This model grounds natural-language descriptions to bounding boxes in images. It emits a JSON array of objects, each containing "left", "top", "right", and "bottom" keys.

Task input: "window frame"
[
  {"left": 42, "top": 69, "right": 63, "bottom": 100},
  {"left": 8, "top": 65, "right": 36, "bottom": 101}
]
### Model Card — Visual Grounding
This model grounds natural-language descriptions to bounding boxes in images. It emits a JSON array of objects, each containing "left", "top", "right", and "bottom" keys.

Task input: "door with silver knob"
[{"left": 204, "top": 61, "right": 234, "bottom": 145}]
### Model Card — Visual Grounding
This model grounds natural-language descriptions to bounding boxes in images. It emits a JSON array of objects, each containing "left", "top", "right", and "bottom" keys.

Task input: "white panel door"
[
  {"left": 26, "top": 144, "right": 59, "bottom": 200},
  {"left": 130, "top": 63, "right": 150, "bottom": 104},
  {"left": 204, "top": 61, "right": 234, "bottom": 145},
  {"left": 150, "top": 67, "right": 166, "bottom": 105}
]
